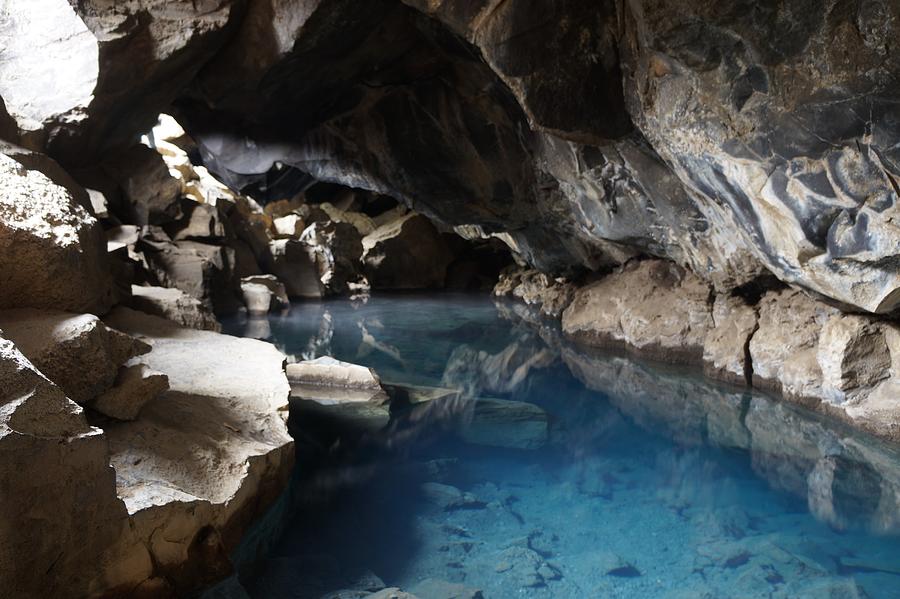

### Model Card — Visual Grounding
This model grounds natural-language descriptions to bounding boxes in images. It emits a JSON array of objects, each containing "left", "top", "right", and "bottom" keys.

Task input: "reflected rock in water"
[
  {"left": 242, "top": 315, "right": 272, "bottom": 340},
  {"left": 560, "top": 338, "right": 900, "bottom": 534},
  {"left": 441, "top": 334, "right": 556, "bottom": 398}
]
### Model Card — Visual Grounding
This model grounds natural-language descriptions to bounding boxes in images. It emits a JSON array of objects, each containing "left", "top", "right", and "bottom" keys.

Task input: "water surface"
[{"left": 223, "top": 294, "right": 900, "bottom": 599}]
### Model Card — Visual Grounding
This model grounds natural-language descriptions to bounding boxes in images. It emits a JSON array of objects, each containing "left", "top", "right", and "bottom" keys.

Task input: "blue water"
[{"left": 223, "top": 295, "right": 900, "bottom": 599}]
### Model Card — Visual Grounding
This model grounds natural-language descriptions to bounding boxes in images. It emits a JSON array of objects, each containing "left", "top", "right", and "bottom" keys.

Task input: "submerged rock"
[{"left": 459, "top": 398, "right": 549, "bottom": 451}]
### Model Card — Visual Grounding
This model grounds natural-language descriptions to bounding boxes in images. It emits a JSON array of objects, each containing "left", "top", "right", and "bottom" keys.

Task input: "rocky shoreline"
[{"left": 495, "top": 260, "right": 900, "bottom": 444}]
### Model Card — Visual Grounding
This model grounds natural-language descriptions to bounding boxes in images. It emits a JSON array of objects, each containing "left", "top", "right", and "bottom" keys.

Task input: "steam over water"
[{"left": 222, "top": 294, "right": 900, "bottom": 599}]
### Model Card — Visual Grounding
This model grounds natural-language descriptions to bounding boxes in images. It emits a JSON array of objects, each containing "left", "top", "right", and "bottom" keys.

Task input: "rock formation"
[{"left": 2, "top": 0, "right": 900, "bottom": 595}]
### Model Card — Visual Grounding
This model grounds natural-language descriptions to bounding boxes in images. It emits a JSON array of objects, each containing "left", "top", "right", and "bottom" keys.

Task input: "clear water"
[{"left": 222, "top": 294, "right": 900, "bottom": 599}]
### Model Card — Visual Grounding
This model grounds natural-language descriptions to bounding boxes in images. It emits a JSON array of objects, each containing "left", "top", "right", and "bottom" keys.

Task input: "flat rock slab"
[{"left": 101, "top": 307, "right": 293, "bottom": 586}]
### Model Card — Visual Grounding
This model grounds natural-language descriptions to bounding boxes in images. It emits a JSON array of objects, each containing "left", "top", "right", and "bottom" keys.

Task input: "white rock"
[
  {"left": 0, "top": 308, "right": 145, "bottom": 404},
  {"left": 273, "top": 213, "right": 305, "bottom": 238},
  {"left": 128, "top": 285, "right": 221, "bottom": 332},
  {"left": 102, "top": 307, "right": 293, "bottom": 588},
  {"left": 91, "top": 362, "right": 169, "bottom": 421}
]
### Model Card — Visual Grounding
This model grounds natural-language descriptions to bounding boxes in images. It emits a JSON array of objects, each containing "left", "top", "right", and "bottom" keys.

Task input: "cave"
[{"left": 2, "top": 1, "right": 900, "bottom": 598}]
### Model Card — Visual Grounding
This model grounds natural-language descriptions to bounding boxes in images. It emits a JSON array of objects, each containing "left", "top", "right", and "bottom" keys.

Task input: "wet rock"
[
  {"left": 410, "top": 578, "right": 483, "bottom": 599},
  {"left": 128, "top": 284, "right": 221, "bottom": 332},
  {"left": 91, "top": 362, "right": 169, "bottom": 421},
  {"left": 288, "top": 357, "right": 390, "bottom": 432},
  {"left": 0, "top": 152, "right": 114, "bottom": 313},
  {"left": 362, "top": 213, "right": 455, "bottom": 290},
  {"left": 459, "top": 398, "right": 549, "bottom": 450},
  {"left": 368, "top": 589, "right": 419, "bottom": 599},
  {"left": 421, "top": 482, "right": 484, "bottom": 511},
  {"left": 102, "top": 307, "right": 293, "bottom": 593},
  {"left": 562, "top": 260, "right": 713, "bottom": 362},
  {"left": 493, "top": 267, "right": 575, "bottom": 317},
  {"left": 0, "top": 308, "right": 146, "bottom": 404}
]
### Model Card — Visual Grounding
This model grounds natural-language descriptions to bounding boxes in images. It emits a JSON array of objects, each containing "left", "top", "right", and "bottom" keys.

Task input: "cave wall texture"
[{"left": 4, "top": 0, "right": 900, "bottom": 315}]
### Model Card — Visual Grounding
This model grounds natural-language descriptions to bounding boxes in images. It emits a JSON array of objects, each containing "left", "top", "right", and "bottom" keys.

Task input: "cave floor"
[{"left": 220, "top": 294, "right": 900, "bottom": 599}]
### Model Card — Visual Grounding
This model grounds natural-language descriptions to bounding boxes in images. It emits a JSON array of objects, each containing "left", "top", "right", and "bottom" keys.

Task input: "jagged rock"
[
  {"left": 91, "top": 362, "right": 169, "bottom": 421},
  {"left": 749, "top": 289, "right": 836, "bottom": 400},
  {"left": 562, "top": 260, "right": 713, "bottom": 362},
  {"left": 493, "top": 267, "right": 575, "bottom": 317},
  {"left": 362, "top": 213, "right": 454, "bottom": 290},
  {"left": 302, "top": 220, "right": 365, "bottom": 295},
  {"left": 102, "top": 307, "right": 293, "bottom": 594},
  {"left": 0, "top": 308, "right": 147, "bottom": 404},
  {"left": 817, "top": 314, "right": 892, "bottom": 404},
  {"left": 0, "top": 153, "right": 114, "bottom": 313},
  {"left": 143, "top": 239, "right": 242, "bottom": 315},
  {"left": 269, "top": 238, "right": 323, "bottom": 298},
  {"left": 319, "top": 202, "right": 376, "bottom": 236},
  {"left": 272, "top": 213, "right": 305, "bottom": 238},
  {"left": 702, "top": 295, "right": 759, "bottom": 385},
  {"left": 0, "top": 0, "right": 238, "bottom": 162},
  {"left": 0, "top": 335, "right": 153, "bottom": 597},
  {"left": 102, "top": 144, "right": 183, "bottom": 226},
  {"left": 169, "top": 199, "right": 228, "bottom": 241},
  {"left": 128, "top": 284, "right": 221, "bottom": 332}
]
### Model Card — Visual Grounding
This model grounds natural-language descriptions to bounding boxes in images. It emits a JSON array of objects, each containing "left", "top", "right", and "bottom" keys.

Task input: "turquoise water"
[{"left": 223, "top": 295, "right": 900, "bottom": 598}]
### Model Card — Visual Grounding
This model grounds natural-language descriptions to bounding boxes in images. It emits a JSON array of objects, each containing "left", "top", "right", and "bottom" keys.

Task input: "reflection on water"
[{"left": 222, "top": 295, "right": 900, "bottom": 599}]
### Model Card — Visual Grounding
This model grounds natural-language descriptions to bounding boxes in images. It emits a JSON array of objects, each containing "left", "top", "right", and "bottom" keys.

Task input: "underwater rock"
[
  {"left": 459, "top": 398, "right": 549, "bottom": 450},
  {"left": 409, "top": 578, "right": 483, "bottom": 599},
  {"left": 128, "top": 284, "right": 221, "bottom": 332},
  {"left": 0, "top": 308, "right": 147, "bottom": 405},
  {"left": 0, "top": 152, "right": 115, "bottom": 314},
  {"left": 421, "top": 482, "right": 484, "bottom": 511}
]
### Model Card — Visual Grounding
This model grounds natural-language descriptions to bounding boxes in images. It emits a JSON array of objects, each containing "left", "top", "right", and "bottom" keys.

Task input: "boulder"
[
  {"left": 562, "top": 260, "right": 713, "bottom": 362},
  {"left": 817, "top": 315, "right": 892, "bottom": 404},
  {"left": 241, "top": 282, "right": 275, "bottom": 316},
  {"left": 362, "top": 213, "right": 455, "bottom": 290},
  {"left": 102, "top": 307, "right": 294, "bottom": 594},
  {"left": 0, "top": 153, "right": 114, "bottom": 313},
  {"left": 0, "top": 334, "right": 153, "bottom": 597},
  {"left": 91, "top": 362, "right": 170, "bottom": 421},
  {"left": 128, "top": 285, "right": 221, "bottom": 332},
  {"left": 288, "top": 357, "right": 390, "bottom": 432},
  {"left": 143, "top": 239, "right": 242, "bottom": 315},
  {"left": 0, "top": 308, "right": 146, "bottom": 404},
  {"left": 269, "top": 238, "right": 323, "bottom": 298}
]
